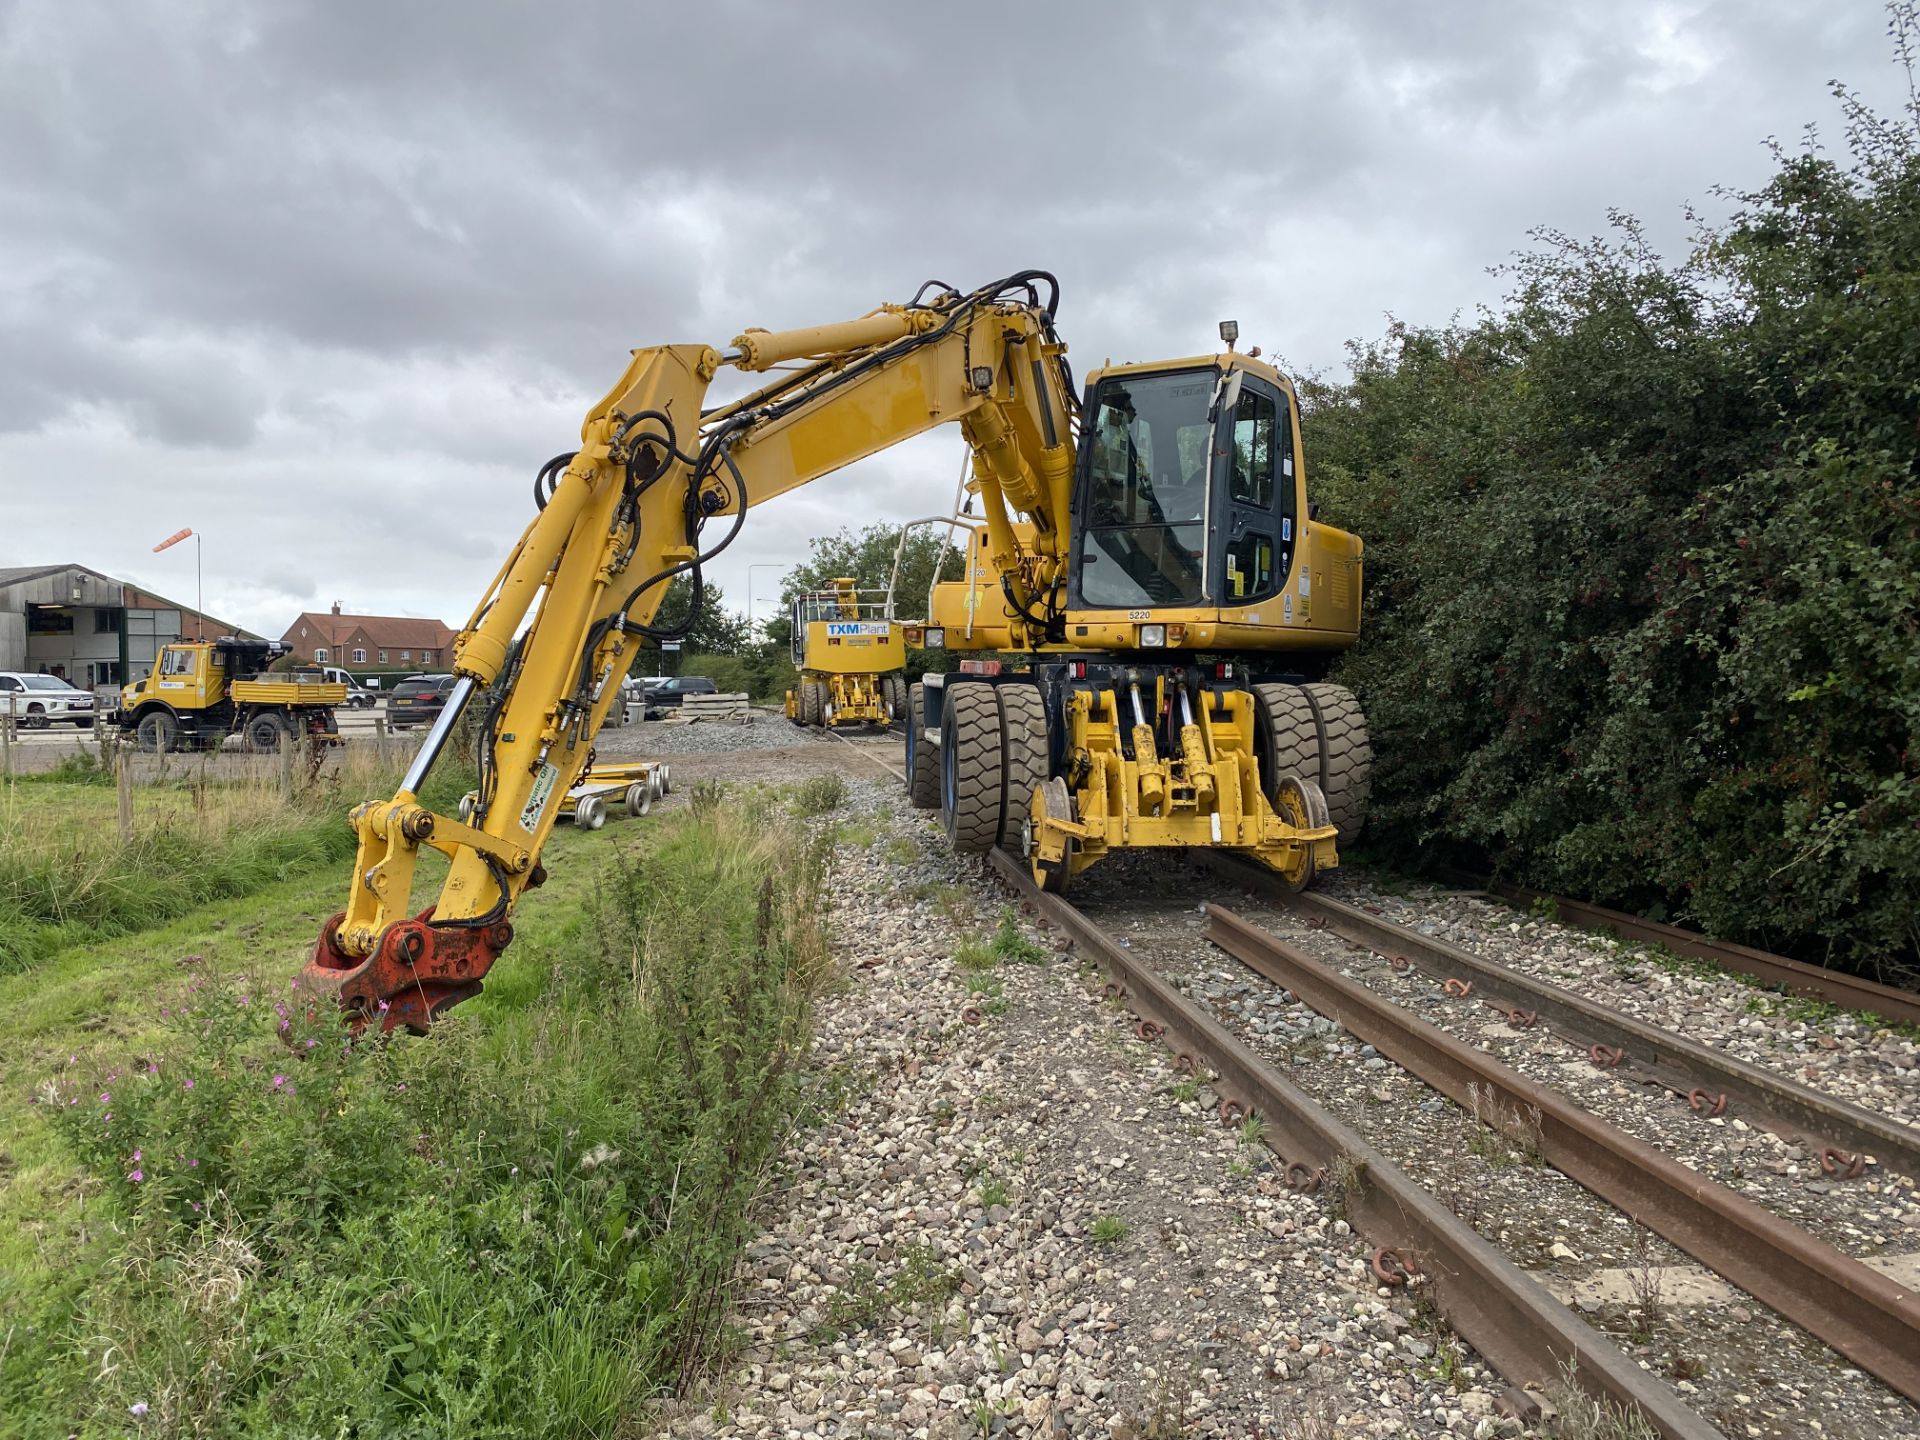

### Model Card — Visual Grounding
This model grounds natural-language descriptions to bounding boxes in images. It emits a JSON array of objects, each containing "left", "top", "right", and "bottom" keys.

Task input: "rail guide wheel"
[
  {"left": 1271, "top": 774, "right": 1330, "bottom": 893},
  {"left": 1027, "top": 776, "right": 1077, "bottom": 894}
]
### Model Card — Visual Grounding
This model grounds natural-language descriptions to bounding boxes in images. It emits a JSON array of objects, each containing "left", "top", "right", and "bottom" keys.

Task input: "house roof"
[{"left": 285, "top": 611, "right": 455, "bottom": 652}]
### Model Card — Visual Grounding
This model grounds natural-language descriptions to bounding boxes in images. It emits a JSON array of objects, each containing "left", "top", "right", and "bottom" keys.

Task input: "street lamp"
[
  {"left": 747, "top": 562, "right": 788, "bottom": 623},
  {"left": 152, "top": 527, "right": 204, "bottom": 638}
]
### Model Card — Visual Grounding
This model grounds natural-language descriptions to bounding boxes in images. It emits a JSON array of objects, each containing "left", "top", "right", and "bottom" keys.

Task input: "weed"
[
  {"left": 1529, "top": 895, "right": 1561, "bottom": 924},
  {"left": 1326, "top": 1152, "right": 1366, "bottom": 1226},
  {"left": 1426, "top": 1334, "right": 1468, "bottom": 1390},
  {"left": 977, "top": 1175, "right": 1009, "bottom": 1209},
  {"left": 1090, "top": 1215, "right": 1127, "bottom": 1244},
  {"left": 987, "top": 906, "right": 1046, "bottom": 964},
  {"left": 1624, "top": 1231, "right": 1666, "bottom": 1343},
  {"left": 1237, "top": 1114, "right": 1266, "bottom": 1148},
  {"left": 1170, "top": 1077, "right": 1201, "bottom": 1104},
  {"left": 791, "top": 773, "right": 847, "bottom": 817},
  {"left": 814, "top": 1242, "right": 957, "bottom": 1343},
  {"left": 16, "top": 799, "right": 831, "bottom": 1432},
  {"left": 689, "top": 778, "right": 727, "bottom": 815},
  {"left": 1546, "top": 1362, "right": 1660, "bottom": 1440},
  {"left": 884, "top": 837, "right": 919, "bottom": 864}
]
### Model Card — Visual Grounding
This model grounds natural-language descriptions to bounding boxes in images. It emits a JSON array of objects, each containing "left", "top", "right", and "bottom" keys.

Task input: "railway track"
[
  {"left": 983, "top": 849, "right": 1920, "bottom": 1440},
  {"left": 1442, "top": 870, "right": 1920, "bottom": 1029}
]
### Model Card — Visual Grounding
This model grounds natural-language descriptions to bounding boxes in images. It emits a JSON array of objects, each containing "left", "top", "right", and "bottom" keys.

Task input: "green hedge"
[{"left": 1306, "top": 80, "right": 1920, "bottom": 983}]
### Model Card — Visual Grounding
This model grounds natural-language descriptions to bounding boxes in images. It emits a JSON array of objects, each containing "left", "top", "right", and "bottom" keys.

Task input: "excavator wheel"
[
  {"left": 1299, "top": 683, "right": 1372, "bottom": 846},
  {"left": 996, "top": 682, "right": 1050, "bottom": 852},
  {"left": 799, "top": 680, "right": 823, "bottom": 727},
  {"left": 1252, "top": 683, "right": 1319, "bottom": 795},
  {"left": 906, "top": 682, "right": 939, "bottom": 810},
  {"left": 939, "top": 682, "right": 1003, "bottom": 853},
  {"left": 883, "top": 674, "right": 907, "bottom": 725}
]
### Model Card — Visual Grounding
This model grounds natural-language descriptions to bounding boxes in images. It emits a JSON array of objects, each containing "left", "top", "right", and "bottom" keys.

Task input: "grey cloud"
[{"left": 0, "top": 0, "right": 1909, "bottom": 638}]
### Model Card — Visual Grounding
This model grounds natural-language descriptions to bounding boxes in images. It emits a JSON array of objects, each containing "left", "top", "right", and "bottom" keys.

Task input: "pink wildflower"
[
  {"left": 129, "top": 1401, "right": 148, "bottom": 1417},
  {"left": 272, "top": 1074, "right": 287, "bottom": 1088},
  {"left": 183, "top": 1078, "right": 195, "bottom": 1090},
  {"left": 128, "top": 1169, "right": 143, "bottom": 1183},
  {"left": 98, "top": 1092, "right": 111, "bottom": 1104}
]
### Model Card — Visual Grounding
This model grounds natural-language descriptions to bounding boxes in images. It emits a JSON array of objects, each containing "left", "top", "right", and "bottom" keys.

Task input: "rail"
[
  {"left": 984, "top": 849, "right": 1720, "bottom": 1439},
  {"left": 1202, "top": 904, "right": 1920, "bottom": 1404}
]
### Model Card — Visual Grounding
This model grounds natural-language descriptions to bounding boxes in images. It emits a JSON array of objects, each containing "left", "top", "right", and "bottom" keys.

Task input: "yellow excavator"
[
  {"left": 784, "top": 577, "right": 908, "bottom": 728},
  {"left": 302, "top": 273, "right": 1369, "bottom": 1030}
]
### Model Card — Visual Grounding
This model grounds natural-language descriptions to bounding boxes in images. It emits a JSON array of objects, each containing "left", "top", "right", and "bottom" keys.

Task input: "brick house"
[{"left": 281, "top": 603, "right": 455, "bottom": 680}]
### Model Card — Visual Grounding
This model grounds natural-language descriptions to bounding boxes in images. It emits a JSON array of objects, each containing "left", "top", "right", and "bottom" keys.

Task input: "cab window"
[
  {"left": 1228, "top": 390, "right": 1276, "bottom": 507},
  {"left": 159, "top": 648, "right": 196, "bottom": 676},
  {"left": 1075, "top": 372, "right": 1212, "bottom": 607}
]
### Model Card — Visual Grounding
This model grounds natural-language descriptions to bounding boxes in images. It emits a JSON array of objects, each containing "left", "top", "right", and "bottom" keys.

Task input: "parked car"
[
  {"left": 320, "top": 666, "right": 378, "bottom": 708},
  {"left": 0, "top": 672, "right": 97, "bottom": 728},
  {"left": 642, "top": 675, "right": 717, "bottom": 718},
  {"left": 387, "top": 673, "right": 458, "bottom": 729}
]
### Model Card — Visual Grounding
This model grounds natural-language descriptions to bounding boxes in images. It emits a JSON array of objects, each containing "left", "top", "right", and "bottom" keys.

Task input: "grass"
[
  {"left": 0, "top": 744, "right": 447, "bottom": 974},
  {"left": 1090, "top": 1215, "right": 1128, "bottom": 1244},
  {"left": 0, "top": 789, "right": 833, "bottom": 1437},
  {"left": 953, "top": 906, "right": 1047, "bottom": 972}
]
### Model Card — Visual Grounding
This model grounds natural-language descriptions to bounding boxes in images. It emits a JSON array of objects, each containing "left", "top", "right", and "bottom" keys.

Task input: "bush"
[
  {"left": 1306, "top": 48, "right": 1920, "bottom": 982},
  {"left": 9, "top": 798, "right": 832, "bottom": 1434}
]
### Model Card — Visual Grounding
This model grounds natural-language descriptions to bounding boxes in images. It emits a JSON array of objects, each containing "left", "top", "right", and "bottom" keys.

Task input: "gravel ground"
[
  {"left": 660, "top": 785, "right": 1549, "bottom": 1440},
  {"left": 1061, "top": 855, "right": 1920, "bottom": 1440}
]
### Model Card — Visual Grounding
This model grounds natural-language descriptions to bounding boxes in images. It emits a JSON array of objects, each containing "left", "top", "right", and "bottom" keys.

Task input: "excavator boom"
[{"left": 301, "top": 274, "right": 1081, "bottom": 1030}]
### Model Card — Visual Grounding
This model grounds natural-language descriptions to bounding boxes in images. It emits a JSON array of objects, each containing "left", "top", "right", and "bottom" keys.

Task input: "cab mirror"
[{"left": 1208, "top": 370, "right": 1244, "bottom": 423}]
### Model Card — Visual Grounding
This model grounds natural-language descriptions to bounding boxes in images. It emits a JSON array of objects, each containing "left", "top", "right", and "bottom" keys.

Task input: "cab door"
[{"left": 1209, "top": 376, "right": 1297, "bottom": 613}]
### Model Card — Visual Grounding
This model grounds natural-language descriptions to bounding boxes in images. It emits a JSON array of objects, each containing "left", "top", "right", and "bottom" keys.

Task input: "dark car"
[
  {"left": 642, "top": 675, "right": 716, "bottom": 718},
  {"left": 387, "top": 673, "right": 458, "bottom": 729}
]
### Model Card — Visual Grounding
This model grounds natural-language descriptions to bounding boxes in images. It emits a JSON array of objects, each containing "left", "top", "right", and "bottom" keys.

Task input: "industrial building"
[{"left": 0, "top": 563, "right": 248, "bottom": 693}]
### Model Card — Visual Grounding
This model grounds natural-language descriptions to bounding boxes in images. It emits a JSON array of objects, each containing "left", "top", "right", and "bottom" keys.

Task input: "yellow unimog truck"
[
  {"left": 784, "top": 578, "right": 907, "bottom": 727},
  {"left": 114, "top": 637, "right": 347, "bottom": 753}
]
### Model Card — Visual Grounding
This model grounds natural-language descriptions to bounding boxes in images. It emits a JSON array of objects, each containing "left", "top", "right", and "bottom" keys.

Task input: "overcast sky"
[{"left": 1, "top": 1, "right": 1908, "bottom": 640}]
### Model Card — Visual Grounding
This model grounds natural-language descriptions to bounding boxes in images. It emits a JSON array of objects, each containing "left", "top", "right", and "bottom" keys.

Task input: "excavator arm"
[{"left": 301, "top": 273, "right": 1078, "bottom": 1030}]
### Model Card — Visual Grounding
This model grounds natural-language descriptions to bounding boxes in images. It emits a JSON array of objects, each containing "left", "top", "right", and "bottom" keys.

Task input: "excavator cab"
[{"left": 1067, "top": 355, "right": 1326, "bottom": 639}]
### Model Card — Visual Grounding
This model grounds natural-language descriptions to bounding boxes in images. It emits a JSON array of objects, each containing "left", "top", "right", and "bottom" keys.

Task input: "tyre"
[
  {"left": 24, "top": 705, "right": 48, "bottom": 730},
  {"left": 574, "top": 795, "right": 607, "bottom": 830},
  {"left": 906, "top": 682, "right": 939, "bottom": 810},
  {"left": 799, "top": 680, "right": 822, "bottom": 727},
  {"left": 996, "top": 682, "right": 1050, "bottom": 851},
  {"left": 73, "top": 717, "right": 94, "bottom": 729},
  {"left": 1299, "top": 682, "right": 1372, "bottom": 846},
  {"left": 883, "top": 674, "right": 906, "bottom": 725},
  {"left": 1252, "top": 683, "right": 1319, "bottom": 796},
  {"left": 940, "top": 682, "right": 1003, "bottom": 853},
  {"left": 247, "top": 713, "right": 288, "bottom": 753},
  {"left": 134, "top": 710, "right": 179, "bottom": 754}
]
